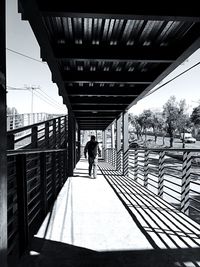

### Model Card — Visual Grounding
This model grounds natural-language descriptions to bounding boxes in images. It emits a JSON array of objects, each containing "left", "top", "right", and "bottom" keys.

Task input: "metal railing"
[
  {"left": 7, "top": 148, "right": 68, "bottom": 263},
  {"left": 104, "top": 147, "right": 200, "bottom": 224},
  {"left": 7, "top": 113, "right": 63, "bottom": 130},
  {"left": 7, "top": 115, "right": 67, "bottom": 150}
]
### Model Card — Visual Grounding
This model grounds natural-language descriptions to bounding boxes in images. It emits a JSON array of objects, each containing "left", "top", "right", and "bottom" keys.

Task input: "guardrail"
[
  {"left": 7, "top": 148, "right": 68, "bottom": 264},
  {"left": 7, "top": 115, "right": 67, "bottom": 150},
  {"left": 104, "top": 147, "right": 200, "bottom": 224},
  {"left": 7, "top": 113, "right": 63, "bottom": 130}
]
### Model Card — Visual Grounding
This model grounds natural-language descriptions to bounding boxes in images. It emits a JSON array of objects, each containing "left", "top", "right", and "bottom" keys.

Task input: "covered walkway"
[
  {"left": 18, "top": 159, "right": 200, "bottom": 267},
  {"left": 2, "top": 2, "right": 200, "bottom": 267}
]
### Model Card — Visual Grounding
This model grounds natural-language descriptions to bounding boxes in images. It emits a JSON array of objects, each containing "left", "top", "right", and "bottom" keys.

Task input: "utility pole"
[{"left": 24, "top": 85, "right": 39, "bottom": 123}]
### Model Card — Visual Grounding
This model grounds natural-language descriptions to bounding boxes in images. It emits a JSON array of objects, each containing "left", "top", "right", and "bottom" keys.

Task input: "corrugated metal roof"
[{"left": 18, "top": 1, "right": 200, "bottom": 130}]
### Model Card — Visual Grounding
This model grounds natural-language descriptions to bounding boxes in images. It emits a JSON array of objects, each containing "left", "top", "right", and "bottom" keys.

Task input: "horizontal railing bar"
[
  {"left": 27, "top": 184, "right": 40, "bottom": 196},
  {"left": 164, "top": 184, "right": 181, "bottom": 195},
  {"left": 130, "top": 148, "right": 200, "bottom": 152},
  {"left": 148, "top": 177, "right": 158, "bottom": 183},
  {"left": 15, "top": 133, "right": 31, "bottom": 143},
  {"left": 28, "top": 207, "right": 41, "bottom": 227},
  {"left": 191, "top": 181, "right": 200, "bottom": 186},
  {"left": 163, "top": 191, "right": 180, "bottom": 202},
  {"left": 190, "top": 197, "right": 200, "bottom": 205},
  {"left": 7, "top": 115, "right": 66, "bottom": 134},
  {"left": 147, "top": 182, "right": 158, "bottom": 189},
  {"left": 165, "top": 173, "right": 181, "bottom": 180},
  {"left": 189, "top": 205, "right": 200, "bottom": 213},
  {"left": 27, "top": 192, "right": 41, "bottom": 207},
  {"left": 7, "top": 148, "right": 67, "bottom": 156},
  {"left": 37, "top": 127, "right": 45, "bottom": 133},
  {"left": 164, "top": 179, "right": 181, "bottom": 187},
  {"left": 166, "top": 167, "right": 182, "bottom": 172}
]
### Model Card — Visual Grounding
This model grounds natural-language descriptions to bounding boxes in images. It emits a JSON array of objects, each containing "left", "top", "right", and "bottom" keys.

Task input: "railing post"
[
  {"left": 158, "top": 151, "right": 165, "bottom": 197},
  {"left": 116, "top": 115, "right": 122, "bottom": 172},
  {"left": 64, "top": 116, "right": 68, "bottom": 148},
  {"left": 7, "top": 115, "right": 11, "bottom": 130},
  {"left": 77, "top": 127, "right": 81, "bottom": 161},
  {"left": 144, "top": 149, "right": 149, "bottom": 187},
  {"left": 7, "top": 133, "right": 15, "bottom": 149},
  {"left": 58, "top": 151, "right": 62, "bottom": 189},
  {"left": 53, "top": 119, "right": 57, "bottom": 148},
  {"left": 45, "top": 121, "right": 49, "bottom": 148},
  {"left": 52, "top": 152, "right": 57, "bottom": 199},
  {"left": 123, "top": 111, "right": 129, "bottom": 176},
  {"left": 68, "top": 112, "right": 75, "bottom": 176},
  {"left": 40, "top": 152, "right": 47, "bottom": 217},
  {"left": 111, "top": 122, "right": 115, "bottom": 166},
  {"left": 28, "top": 114, "right": 31, "bottom": 125},
  {"left": 181, "top": 151, "right": 192, "bottom": 215},
  {"left": 16, "top": 154, "right": 29, "bottom": 255},
  {"left": 58, "top": 117, "right": 61, "bottom": 147},
  {"left": 134, "top": 149, "right": 138, "bottom": 181},
  {"left": 103, "top": 130, "right": 107, "bottom": 161},
  {"left": 63, "top": 150, "right": 68, "bottom": 183},
  {"left": 31, "top": 126, "right": 38, "bottom": 148}
]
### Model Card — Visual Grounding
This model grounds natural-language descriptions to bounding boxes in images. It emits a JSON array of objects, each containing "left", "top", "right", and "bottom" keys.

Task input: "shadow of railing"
[{"left": 18, "top": 237, "right": 200, "bottom": 267}]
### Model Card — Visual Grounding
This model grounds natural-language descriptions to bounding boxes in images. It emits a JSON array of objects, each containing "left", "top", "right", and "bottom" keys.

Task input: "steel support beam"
[
  {"left": 116, "top": 115, "right": 122, "bottom": 172},
  {"left": 68, "top": 111, "right": 76, "bottom": 176},
  {"left": 0, "top": 0, "right": 7, "bottom": 265}
]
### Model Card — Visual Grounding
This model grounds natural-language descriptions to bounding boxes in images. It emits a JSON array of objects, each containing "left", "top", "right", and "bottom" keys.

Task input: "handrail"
[
  {"left": 7, "top": 114, "right": 67, "bottom": 134},
  {"left": 7, "top": 148, "right": 67, "bottom": 156},
  {"left": 104, "top": 146, "right": 200, "bottom": 224},
  {"left": 129, "top": 147, "right": 200, "bottom": 152},
  {"left": 7, "top": 147, "right": 68, "bottom": 259}
]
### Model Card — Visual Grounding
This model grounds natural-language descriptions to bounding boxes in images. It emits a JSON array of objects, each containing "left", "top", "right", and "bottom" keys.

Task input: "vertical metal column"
[
  {"left": 144, "top": 149, "right": 149, "bottom": 187},
  {"left": 102, "top": 130, "right": 105, "bottom": 160},
  {"left": 158, "top": 151, "right": 165, "bottom": 197},
  {"left": 116, "top": 115, "right": 122, "bottom": 172},
  {"left": 111, "top": 122, "right": 115, "bottom": 167},
  {"left": 123, "top": 111, "right": 129, "bottom": 176},
  {"left": 68, "top": 111, "right": 75, "bottom": 176},
  {"left": 181, "top": 151, "right": 192, "bottom": 215},
  {"left": 104, "top": 129, "right": 108, "bottom": 162},
  {"left": 134, "top": 149, "right": 138, "bottom": 181},
  {"left": 0, "top": 1, "right": 7, "bottom": 265},
  {"left": 77, "top": 126, "right": 81, "bottom": 161}
]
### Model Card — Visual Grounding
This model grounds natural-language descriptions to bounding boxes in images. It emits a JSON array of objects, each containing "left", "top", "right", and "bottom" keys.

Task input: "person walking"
[{"left": 84, "top": 135, "right": 101, "bottom": 178}]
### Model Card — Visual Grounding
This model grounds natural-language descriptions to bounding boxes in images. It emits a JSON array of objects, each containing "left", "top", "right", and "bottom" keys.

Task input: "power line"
[
  {"left": 144, "top": 61, "right": 200, "bottom": 99},
  {"left": 31, "top": 88, "right": 66, "bottom": 110},
  {"left": 6, "top": 48, "right": 47, "bottom": 64},
  {"left": 38, "top": 88, "right": 64, "bottom": 107},
  {"left": 29, "top": 89, "right": 66, "bottom": 111},
  {"left": 7, "top": 86, "right": 29, "bottom": 90},
  {"left": 7, "top": 85, "right": 66, "bottom": 111}
]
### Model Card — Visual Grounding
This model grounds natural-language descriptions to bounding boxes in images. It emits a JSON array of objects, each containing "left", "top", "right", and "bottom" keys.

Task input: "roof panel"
[{"left": 18, "top": 0, "right": 200, "bottom": 129}]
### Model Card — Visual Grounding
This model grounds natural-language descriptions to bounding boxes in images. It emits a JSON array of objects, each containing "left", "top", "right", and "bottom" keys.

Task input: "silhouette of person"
[{"left": 84, "top": 135, "right": 101, "bottom": 178}]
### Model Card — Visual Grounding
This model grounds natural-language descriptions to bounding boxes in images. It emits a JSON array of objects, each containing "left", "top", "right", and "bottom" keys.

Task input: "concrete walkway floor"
[
  {"left": 18, "top": 159, "right": 200, "bottom": 266},
  {"left": 34, "top": 159, "right": 152, "bottom": 251}
]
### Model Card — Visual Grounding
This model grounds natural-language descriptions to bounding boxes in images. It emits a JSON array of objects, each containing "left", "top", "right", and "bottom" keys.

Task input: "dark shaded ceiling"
[{"left": 18, "top": 1, "right": 200, "bottom": 130}]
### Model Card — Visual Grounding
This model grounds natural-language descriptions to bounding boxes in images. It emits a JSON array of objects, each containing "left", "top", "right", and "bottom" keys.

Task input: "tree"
[
  {"left": 129, "top": 114, "right": 142, "bottom": 140},
  {"left": 163, "top": 96, "right": 190, "bottom": 147},
  {"left": 138, "top": 110, "right": 153, "bottom": 142},
  {"left": 150, "top": 113, "right": 165, "bottom": 144},
  {"left": 175, "top": 99, "right": 191, "bottom": 148},
  {"left": 191, "top": 105, "right": 200, "bottom": 126}
]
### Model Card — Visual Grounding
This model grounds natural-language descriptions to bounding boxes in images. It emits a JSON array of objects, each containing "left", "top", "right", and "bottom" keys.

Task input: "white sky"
[
  {"left": 6, "top": 0, "right": 200, "bottom": 116},
  {"left": 6, "top": 0, "right": 67, "bottom": 114},
  {"left": 129, "top": 48, "right": 200, "bottom": 115}
]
